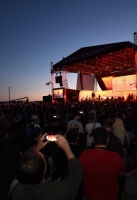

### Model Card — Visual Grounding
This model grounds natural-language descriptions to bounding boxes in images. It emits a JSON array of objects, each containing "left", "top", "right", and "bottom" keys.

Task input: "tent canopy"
[{"left": 53, "top": 41, "right": 137, "bottom": 77}]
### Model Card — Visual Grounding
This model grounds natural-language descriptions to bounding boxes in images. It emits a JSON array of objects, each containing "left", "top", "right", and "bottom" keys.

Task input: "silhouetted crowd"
[{"left": 0, "top": 97, "right": 137, "bottom": 200}]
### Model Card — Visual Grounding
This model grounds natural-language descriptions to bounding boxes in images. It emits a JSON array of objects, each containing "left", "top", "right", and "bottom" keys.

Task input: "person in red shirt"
[{"left": 79, "top": 127, "right": 125, "bottom": 200}]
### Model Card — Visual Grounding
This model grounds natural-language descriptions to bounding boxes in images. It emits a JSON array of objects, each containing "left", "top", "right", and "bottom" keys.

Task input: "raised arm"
[{"left": 55, "top": 134, "right": 75, "bottom": 160}]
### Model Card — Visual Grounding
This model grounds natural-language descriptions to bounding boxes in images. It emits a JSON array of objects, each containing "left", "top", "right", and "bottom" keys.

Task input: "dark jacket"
[
  {"left": 12, "top": 158, "right": 83, "bottom": 200},
  {"left": 107, "top": 131, "right": 125, "bottom": 157}
]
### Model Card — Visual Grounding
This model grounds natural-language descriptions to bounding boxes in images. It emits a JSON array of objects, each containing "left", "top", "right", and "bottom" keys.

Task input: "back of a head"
[
  {"left": 31, "top": 115, "right": 37, "bottom": 123},
  {"left": 66, "top": 128, "right": 78, "bottom": 144},
  {"left": 89, "top": 113, "right": 96, "bottom": 121},
  {"left": 93, "top": 127, "right": 108, "bottom": 145},
  {"left": 68, "top": 111, "right": 77, "bottom": 120},
  {"left": 17, "top": 150, "right": 46, "bottom": 185},
  {"left": 127, "top": 136, "right": 137, "bottom": 156},
  {"left": 90, "top": 105, "right": 95, "bottom": 110},
  {"left": 116, "top": 111, "right": 123, "bottom": 119},
  {"left": 126, "top": 107, "right": 132, "bottom": 114},
  {"left": 113, "top": 118, "right": 124, "bottom": 129},
  {"left": 73, "top": 111, "right": 81, "bottom": 119},
  {"left": 103, "top": 118, "right": 113, "bottom": 129},
  {"left": 96, "top": 110, "right": 102, "bottom": 117}
]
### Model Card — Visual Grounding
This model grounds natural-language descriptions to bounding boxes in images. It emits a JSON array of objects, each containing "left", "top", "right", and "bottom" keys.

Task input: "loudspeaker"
[
  {"left": 55, "top": 75, "right": 63, "bottom": 87},
  {"left": 58, "top": 75, "right": 62, "bottom": 83},
  {"left": 55, "top": 76, "right": 59, "bottom": 83},
  {"left": 43, "top": 95, "right": 52, "bottom": 102}
]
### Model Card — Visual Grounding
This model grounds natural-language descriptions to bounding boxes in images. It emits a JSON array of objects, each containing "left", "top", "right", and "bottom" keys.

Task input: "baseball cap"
[
  {"left": 31, "top": 115, "right": 37, "bottom": 121},
  {"left": 126, "top": 107, "right": 132, "bottom": 111}
]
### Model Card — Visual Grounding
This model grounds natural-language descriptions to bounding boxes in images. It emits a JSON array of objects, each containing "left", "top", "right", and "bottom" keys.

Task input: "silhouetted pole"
[
  {"left": 8, "top": 87, "right": 10, "bottom": 102},
  {"left": 49, "top": 84, "right": 50, "bottom": 95}
]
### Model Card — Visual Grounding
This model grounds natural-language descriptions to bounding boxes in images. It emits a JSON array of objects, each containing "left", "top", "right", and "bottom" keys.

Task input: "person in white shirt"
[
  {"left": 67, "top": 112, "right": 84, "bottom": 134},
  {"left": 85, "top": 113, "right": 102, "bottom": 147}
]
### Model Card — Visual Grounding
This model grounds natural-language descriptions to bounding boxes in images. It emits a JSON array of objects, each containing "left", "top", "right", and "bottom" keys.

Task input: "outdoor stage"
[
  {"left": 79, "top": 89, "right": 137, "bottom": 101},
  {"left": 79, "top": 74, "right": 137, "bottom": 101},
  {"left": 52, "top": 41, "right": 137, "bottom": 103}
]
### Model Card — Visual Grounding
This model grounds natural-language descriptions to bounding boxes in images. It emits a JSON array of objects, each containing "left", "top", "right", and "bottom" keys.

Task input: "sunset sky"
[{"left": 0, "top": 0, "right": 137, "bottom": 102}]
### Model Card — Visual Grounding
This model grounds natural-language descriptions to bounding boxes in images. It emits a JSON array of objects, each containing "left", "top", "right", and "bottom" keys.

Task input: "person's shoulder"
[
  {"left": 77, "top": 121, "right": 82, "bottom": 125},
  {"left": 68, "top": 157, "right": 80, "bottom": 163},
  {"left": 70, "top": 145, "right": 85, "bottom": 158},
  {"left": 86, "top": 122, "right": 94, "bottom": 126},
  {"left": 67, "top": 119, "right": 75, "bottom": 124},
  {"left": 34, "top": 124, "right": 40, "bottom": 128},
  {"left": 11, "top": 183, "right": 24, "bottom": 198},
  {"left": 79, "top": 149, "right": 91, "bottom": 158},
  {"left": 26, "top": 122, "right": 31, "bottom": 127},
  {"left": 111, "top": 133, "right": 122, "bottom": 143},
  {"left": 95, "top": 122, "right": 102, "bottom": 127},
  {"left": 108, "top": 150, "right": 123, "bottom": 159},
  {"left": 85, "top": 123, "right": 91, "bottom": 128}
]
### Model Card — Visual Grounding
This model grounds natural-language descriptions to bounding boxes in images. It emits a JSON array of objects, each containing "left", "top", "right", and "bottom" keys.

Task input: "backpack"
[
  {"left": 26, "top": 123, "right": 34, "bottom": 141},
  {"left": 89, "top": 122, "right": 96, "bottom": 137},
  {"left": 8, "top": 179, "right": 19, "bottom": 200}
]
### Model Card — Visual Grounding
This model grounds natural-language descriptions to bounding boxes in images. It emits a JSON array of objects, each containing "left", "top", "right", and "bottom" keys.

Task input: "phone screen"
[{"left": 46, "top": 135, "right": 57, "bottom": 142}]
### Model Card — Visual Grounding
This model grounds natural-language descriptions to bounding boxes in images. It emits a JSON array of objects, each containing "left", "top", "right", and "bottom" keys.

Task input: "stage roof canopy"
[{"left": 53, "top": 41, "right": 137, "bottom": 77}]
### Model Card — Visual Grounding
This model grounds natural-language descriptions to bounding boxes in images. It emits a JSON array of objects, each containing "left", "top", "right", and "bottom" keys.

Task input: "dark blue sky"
[{"left": 0, "top": 0, "right": 137, "bottom": 101}]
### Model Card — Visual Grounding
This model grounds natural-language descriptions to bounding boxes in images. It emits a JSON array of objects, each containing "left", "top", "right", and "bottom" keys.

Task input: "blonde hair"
[{"left": 112, "top": 118, "right": 126, "bottom": 145}]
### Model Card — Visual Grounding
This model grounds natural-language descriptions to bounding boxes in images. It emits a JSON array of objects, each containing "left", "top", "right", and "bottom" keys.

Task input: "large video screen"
[
  {"left": 112, "top": 74, "right": 136, "bottom": 92},
  {"left": 53, "top": 88, "right": 64, "bottom": 98}
]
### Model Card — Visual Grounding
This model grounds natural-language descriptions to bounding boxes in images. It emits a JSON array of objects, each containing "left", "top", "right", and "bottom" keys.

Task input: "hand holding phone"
[{"left": 34, "top": 133, "right": 48, "bottom": 151}]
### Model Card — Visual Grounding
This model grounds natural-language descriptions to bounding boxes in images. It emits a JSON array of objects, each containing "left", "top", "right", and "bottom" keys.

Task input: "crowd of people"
[{"left": 0, "top": 97, "right": 137, "bottom": 200}]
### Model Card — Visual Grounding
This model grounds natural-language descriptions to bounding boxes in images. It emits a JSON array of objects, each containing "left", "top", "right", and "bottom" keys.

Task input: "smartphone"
[{"left": 46, "top": 135, "right": 57, "bottom": 142}]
